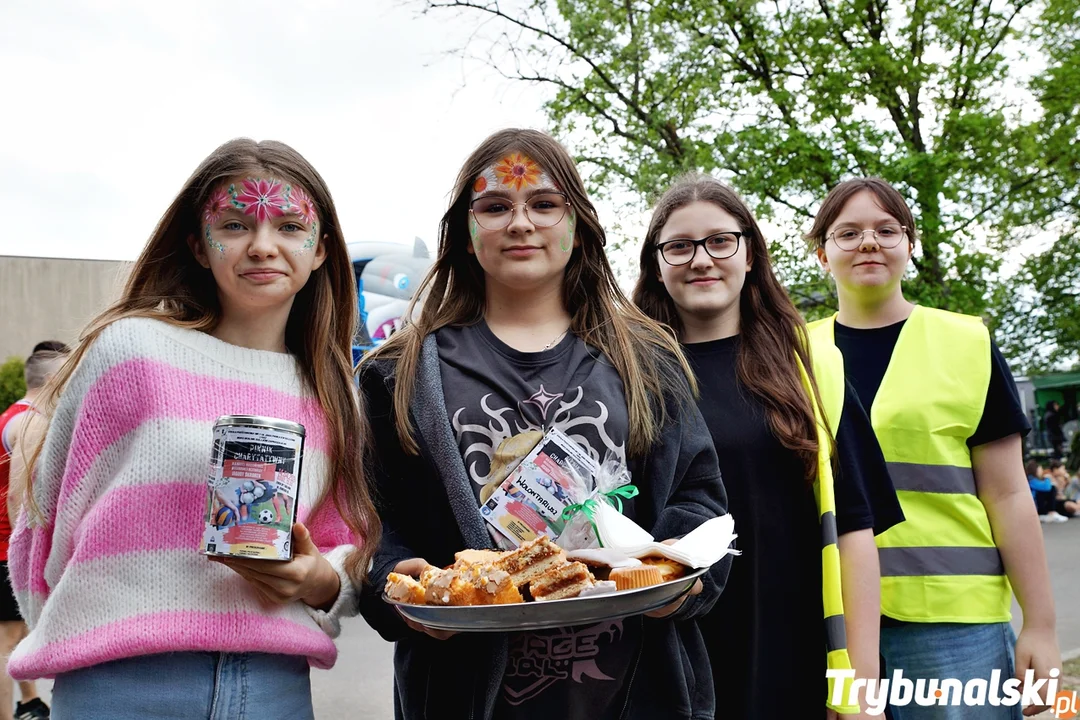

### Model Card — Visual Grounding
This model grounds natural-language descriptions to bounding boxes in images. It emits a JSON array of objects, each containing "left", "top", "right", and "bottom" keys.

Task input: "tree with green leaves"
[
  {"left": 0, "top": 357, "right": 26, "bottom": 412},
  {"left": 423, "top": 0, "right": 1079, "bottom": 350},
  {"left": 993, "top": 230, "right": 1080, "bottom": 373}
]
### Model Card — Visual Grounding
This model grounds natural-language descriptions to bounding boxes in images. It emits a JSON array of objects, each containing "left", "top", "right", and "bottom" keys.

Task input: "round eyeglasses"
[
  {"left": 656, "top": 232, "right": 742, "bottom": 266},
  {"left": 827, "top": 224, "right": 908, "bottom": 250},
  {"left": 469, "top": 193, "right": 570, "bottom": 231}
]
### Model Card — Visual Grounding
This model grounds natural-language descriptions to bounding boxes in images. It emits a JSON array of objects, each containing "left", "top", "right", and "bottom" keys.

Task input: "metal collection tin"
[{"left": 202, "top": 415, "right": 306, "bottom": 561}]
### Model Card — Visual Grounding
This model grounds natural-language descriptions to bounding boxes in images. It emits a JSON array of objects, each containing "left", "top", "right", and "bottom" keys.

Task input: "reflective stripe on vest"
[
  {"left": 797, "top": 343, "right": 858, "bottom": 714},
  {"left": 809, "top": 307, "right": 1012, "bottom": 624}
]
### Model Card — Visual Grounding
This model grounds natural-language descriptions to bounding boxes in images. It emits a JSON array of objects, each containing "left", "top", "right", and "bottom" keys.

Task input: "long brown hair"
[
  {"left": 363, "top": 128, "right": 695, "bottom": 459},
  {"left": 27, "top": 138, "right": 379, "bottom": 581},
  {"left": 632, "top": 173, "right": 827, "bottom": 483},
  {"left": 804, "top": 177, "right": 918, "bottom": 248}
]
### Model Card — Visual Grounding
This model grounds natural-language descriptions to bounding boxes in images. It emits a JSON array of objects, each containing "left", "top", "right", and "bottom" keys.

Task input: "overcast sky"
[{"left": 1, "top": 0, "right": 558, "bottom": 261}]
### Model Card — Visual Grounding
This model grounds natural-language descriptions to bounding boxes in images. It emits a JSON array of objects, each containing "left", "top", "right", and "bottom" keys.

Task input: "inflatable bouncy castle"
[{"left": 349, "top": 238, "right": 433, "bottom": 361}]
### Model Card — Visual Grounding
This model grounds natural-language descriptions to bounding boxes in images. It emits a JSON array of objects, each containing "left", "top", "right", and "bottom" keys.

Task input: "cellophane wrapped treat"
[{"left": 556, "top": 450, "right": 635, "bottom": 552}]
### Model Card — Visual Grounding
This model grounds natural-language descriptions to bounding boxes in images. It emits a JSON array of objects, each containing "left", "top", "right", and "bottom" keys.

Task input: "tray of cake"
[{"left": 383, "top": 536, "right": 710, "bottom": 632}]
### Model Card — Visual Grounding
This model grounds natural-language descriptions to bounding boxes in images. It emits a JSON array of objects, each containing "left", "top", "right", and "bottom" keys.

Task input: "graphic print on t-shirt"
[
  {"left": 451, "top": 384, "right": 627, "bottom": 487},
  {"left": 502, "top": 619, "right": 627, "bottom": 706}
]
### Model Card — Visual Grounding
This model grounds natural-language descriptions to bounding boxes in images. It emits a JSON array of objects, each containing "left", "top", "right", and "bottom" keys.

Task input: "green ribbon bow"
[{"left": 559, "top": 485, "right": 640, "bottom": 546}]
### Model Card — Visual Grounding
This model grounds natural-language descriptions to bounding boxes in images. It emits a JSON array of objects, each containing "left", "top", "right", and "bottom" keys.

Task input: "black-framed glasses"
[
  {"left": 827, "top": 224, "right": 908, "bottom": 250},
  {"left": 656, "top": 232, "right": 742, "bottom": 266},
  {"left": 469, "top": 193, "right": 570, "bottom": 230}
]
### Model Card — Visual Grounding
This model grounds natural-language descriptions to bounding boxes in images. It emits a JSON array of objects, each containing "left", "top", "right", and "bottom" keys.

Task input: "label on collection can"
[{"left": 202, "top": 416, "right": 305, "bottom": 561}]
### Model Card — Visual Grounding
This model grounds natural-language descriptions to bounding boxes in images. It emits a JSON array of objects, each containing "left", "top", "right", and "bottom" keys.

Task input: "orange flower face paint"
[{"left": 471, "top": 152, "right": 555, "bottom": 199}]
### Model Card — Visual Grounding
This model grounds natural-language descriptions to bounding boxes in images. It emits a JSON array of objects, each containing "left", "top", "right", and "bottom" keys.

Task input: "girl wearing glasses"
[
  {"left": 356, "top": 130, "right": 732, "bottom": 720},
  {"left": 807, "top": 178, "right": 1058, "bottom": 720},
  {"left": 633, "top": 174, "right": 903, "bottom": 719}
]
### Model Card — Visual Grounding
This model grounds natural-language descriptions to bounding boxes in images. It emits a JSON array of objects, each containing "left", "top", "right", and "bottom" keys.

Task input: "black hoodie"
[{"left": 357, "top": 335, "right": 732, "bottom": 720}]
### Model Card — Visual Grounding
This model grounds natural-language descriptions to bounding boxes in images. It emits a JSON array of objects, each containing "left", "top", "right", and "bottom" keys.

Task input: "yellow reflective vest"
[
  {"left": 809, "top": 306, "right": 1012, "bottom": 624},
  {"left": 797, "top": 338, "right": 858, "bottom": 714}
]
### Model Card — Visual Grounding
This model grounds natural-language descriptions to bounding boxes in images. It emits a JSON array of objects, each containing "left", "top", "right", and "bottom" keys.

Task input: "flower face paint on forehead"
[
  {"left": 202, "top": 177, "right": 319, "bottom": 255},
  {"left": 471, "top": 152, "right": 557, "bottom": 198}
]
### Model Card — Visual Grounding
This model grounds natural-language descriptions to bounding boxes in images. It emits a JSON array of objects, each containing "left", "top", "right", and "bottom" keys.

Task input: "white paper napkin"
[{"left": 593, "top": 503, "right": 739, "bottom": 568}]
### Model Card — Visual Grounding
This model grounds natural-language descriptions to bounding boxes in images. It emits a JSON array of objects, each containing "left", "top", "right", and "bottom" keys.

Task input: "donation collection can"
[{"left": 202, "top": 415, "right": 305, "bottom": 561}]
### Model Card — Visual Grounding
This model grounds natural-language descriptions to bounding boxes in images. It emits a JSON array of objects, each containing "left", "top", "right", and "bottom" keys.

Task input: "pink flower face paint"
[
  {"left": 203, "top": 188, "right": 232, "bottom": 254},
  {"left": 233, "top": 178, "right": 287, "bottom": 223},
  {"left": 284, "top": 186, "right": 319, "bottom": 253},
  {"left": 202, "top": 177, "right": 319, "bottom": 255}
]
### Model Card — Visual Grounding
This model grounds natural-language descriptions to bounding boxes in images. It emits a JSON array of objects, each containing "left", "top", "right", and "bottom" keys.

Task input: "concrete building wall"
[{"left": 0, "top": 256, "right": 131, "bottom": 360}]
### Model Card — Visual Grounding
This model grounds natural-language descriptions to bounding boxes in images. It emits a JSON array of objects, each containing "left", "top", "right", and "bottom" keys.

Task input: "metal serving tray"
[{"left": 384, "top": 566, "right": 709, "bottom": 632}]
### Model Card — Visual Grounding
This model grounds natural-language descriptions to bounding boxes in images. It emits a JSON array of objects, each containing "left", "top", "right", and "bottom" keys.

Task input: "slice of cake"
[
  {"left": 385, "top": 572, "right": 427, "bottom": 605},
  {"left": 452, "top": 564, "right": 524, "bottom": 605},
  {"left": 494, "top": 535, "right": 566, "bottom": 587},
  {"left": 530, "top": 561, "right": 595, "bottom": 601},
  {"left": 453, "top": 548, "right": 506, "bottom": 567},
  {"left": 423, "top": 568, "right": 459, "bottom": 605}
]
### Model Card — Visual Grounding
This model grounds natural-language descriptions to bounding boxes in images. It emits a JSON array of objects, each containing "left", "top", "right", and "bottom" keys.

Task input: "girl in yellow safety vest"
[
  {"left": 633, "top": 173, "right": 904, "bottom": 718},
  {"left": 806, "top": 177, "right": 1061, "bottom": 720}
]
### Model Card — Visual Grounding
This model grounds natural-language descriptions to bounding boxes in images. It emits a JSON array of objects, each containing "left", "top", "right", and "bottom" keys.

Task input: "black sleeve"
[
  {"left": 356, "top": 362, "right": 426, "bottom": 643},
  {"left": 645, "top": 385, "right": 733, "bottom": 622},
  {"left": 967, "top": 340, "right": 1032, "bottom": 448},
  {"left": 834, "top": 380, "right": 905, "bottom": 537}
]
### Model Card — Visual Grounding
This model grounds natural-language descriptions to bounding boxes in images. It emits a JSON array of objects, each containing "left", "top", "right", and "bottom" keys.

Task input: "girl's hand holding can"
[{"left": 212, "top": 523, "right": 340, "bottom": 610}]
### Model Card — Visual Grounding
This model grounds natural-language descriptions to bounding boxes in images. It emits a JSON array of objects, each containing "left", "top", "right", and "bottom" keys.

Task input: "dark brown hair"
[
  {"left": 364, "top": 128, "right": 696, "bottom": 459},
  {"left": 28, "top": 138, "right": 379, "bottom": 582},
  {"left": 805, "top": 177, "right": 918, "bottom": 248},
  {"left": 632, "top": 173, "right": 828, "bottom": 484}
]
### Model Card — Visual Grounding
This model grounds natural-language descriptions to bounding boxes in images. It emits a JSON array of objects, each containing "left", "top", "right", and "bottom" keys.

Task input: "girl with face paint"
[
  {"left": 806, "top": 178, "right": 1059, "bottom": 720},
  {"left": 633, "top": 174, "right": 904, "bottom": 718},
  {"left": 8, "top": 139, "right": 377, "bottom": 719},
  {"left": 356, "top": 129, "right": 732, "bottom": 720}
]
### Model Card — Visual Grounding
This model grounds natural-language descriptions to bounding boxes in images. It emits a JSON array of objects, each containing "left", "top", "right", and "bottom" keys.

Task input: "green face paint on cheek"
[
  {"left": 291, "top": 221, "right": 318, "bottom": 256},
  {"left": 205, "top": 225, "right": 226, "bottom": 255},
  {"left": 561, "top": 210, "right": 576, "bottom": 252},
  {"left": 469, "top": 213, "right": 482, "bottom": 251}
]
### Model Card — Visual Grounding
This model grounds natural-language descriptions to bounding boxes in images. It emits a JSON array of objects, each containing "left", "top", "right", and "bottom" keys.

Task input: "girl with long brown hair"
[
  {"left": 633, "top": 174, "right": 902, "bottom": 718},
  {"left": 356, "top": 130, "right": 731, "bottom": 720},
  {"left": 7, "top": 138, "right": 378, "bottom": 719}
]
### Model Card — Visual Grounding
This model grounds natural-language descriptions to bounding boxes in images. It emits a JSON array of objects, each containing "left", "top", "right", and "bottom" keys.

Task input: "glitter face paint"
[{"left": 202, "top": 178, "right": 319, "bottom": 255}]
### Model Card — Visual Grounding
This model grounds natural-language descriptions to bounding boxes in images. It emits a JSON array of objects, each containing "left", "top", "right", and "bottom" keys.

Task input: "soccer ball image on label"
[{"left": 258, "top": 509, "right": 276, "bottom": 524}]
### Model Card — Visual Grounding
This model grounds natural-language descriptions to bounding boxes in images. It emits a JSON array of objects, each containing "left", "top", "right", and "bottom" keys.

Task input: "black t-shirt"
[
  {"left": 437, "top": 322, "right": 637, "bottom": 720},
  {"left": 832, "top": 319, "right": 1031, "bottom": 447},
  {"left": 684, "top": 336, "right": 903, "bottom": 720}
]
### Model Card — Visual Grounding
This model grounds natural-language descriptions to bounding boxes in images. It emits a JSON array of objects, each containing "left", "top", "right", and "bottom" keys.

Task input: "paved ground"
[
  {"left": 311, "top": 621, "right": 395, "bottom": 719},
  {"left": 1012, "top": 517, "right": 1080, "bottom": 658},
  {"left": 15, "top": 520, "right": 1080, "bottom": 718}
]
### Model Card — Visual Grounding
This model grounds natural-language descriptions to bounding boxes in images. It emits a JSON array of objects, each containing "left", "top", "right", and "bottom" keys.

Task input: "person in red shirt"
[{"left": 0, "top": 342, "right": 67, "bottom": 720}]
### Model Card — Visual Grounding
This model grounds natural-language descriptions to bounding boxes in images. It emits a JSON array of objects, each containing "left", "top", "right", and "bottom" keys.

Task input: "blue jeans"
[
  {"left": 52, "top": 652, "right": 314, "bottom": 720},
  {"left": 879, "top": 622, "right": 1022, "bottom": 720}
]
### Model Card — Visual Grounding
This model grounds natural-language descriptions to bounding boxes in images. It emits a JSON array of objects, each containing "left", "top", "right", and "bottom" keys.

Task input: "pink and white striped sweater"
[{"left": 8, "top": 318, "right": 361, "bottom": 680}]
